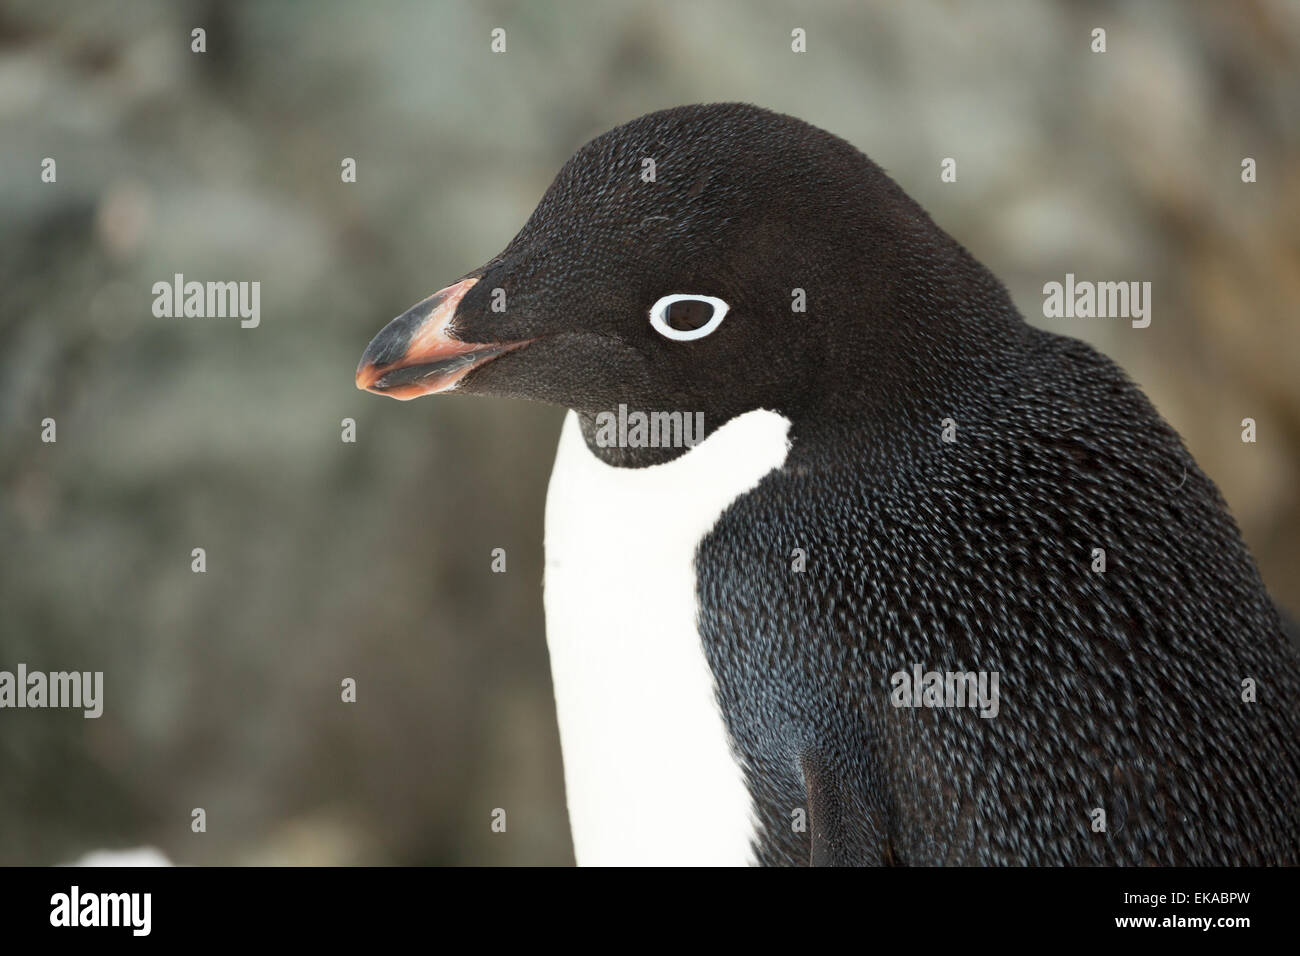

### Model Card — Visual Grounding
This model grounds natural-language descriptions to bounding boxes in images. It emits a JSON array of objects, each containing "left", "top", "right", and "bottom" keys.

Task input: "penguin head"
[{"left": 357, "top": 103, "right": 983, "bottom": 462}]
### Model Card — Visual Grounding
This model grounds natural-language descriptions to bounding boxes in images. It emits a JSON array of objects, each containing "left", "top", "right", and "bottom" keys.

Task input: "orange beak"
[{"left": 355, "top": 278, "right": 526, "bottom": 400}]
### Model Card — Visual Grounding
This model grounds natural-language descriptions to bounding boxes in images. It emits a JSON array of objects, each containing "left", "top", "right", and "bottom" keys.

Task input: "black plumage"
[
  {"left": 362, "top": 103, "right": 1300, "bottom": 864},
  {"left": 698, "top": 326, "right": 1300, "bottom": 864}
]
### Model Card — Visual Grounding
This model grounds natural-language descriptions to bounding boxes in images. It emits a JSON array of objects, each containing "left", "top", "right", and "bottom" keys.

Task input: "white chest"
[{"left": 542, "top": 408, "right": 791, "bottom": 866}]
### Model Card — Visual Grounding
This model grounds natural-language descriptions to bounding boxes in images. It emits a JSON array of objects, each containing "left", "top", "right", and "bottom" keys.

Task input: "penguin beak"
[{"left": 355, "top": 277, "right": 528, "bottom": 400}]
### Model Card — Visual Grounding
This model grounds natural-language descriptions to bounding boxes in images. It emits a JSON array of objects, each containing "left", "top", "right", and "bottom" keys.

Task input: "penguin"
[{"left": 355, "top": 103, "right": 1300, "bottom": 866}]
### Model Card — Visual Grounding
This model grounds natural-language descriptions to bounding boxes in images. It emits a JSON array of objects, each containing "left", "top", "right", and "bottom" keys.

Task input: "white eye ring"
[{"left": 649, "top": 293, "right": 730, "bottom": 341}]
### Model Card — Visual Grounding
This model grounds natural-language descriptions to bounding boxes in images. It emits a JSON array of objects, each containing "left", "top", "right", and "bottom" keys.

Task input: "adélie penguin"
[{"left": 356, "top": 103, "right": 1300, "bottom": 866}]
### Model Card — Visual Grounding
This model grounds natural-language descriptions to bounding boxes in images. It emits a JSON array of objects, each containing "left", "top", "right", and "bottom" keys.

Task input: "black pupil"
[{"left": 665, "top": 299, "right": 714, "bottom": 332}]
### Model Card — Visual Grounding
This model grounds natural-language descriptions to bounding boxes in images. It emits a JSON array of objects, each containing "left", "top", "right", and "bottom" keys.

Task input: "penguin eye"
[{"left": 649, "top": 294, "right": 730, "bottom": 341}]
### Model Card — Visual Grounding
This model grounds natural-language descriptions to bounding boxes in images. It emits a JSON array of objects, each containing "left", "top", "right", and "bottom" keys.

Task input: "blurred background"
[{"left": 0, "top": 0, "right": 1297, "bottom": 865}]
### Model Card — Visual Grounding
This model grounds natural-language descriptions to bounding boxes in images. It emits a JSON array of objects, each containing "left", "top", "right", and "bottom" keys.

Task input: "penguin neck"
[{"left": 788, "top": 240, "right": 1029, "bottom": 474}]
